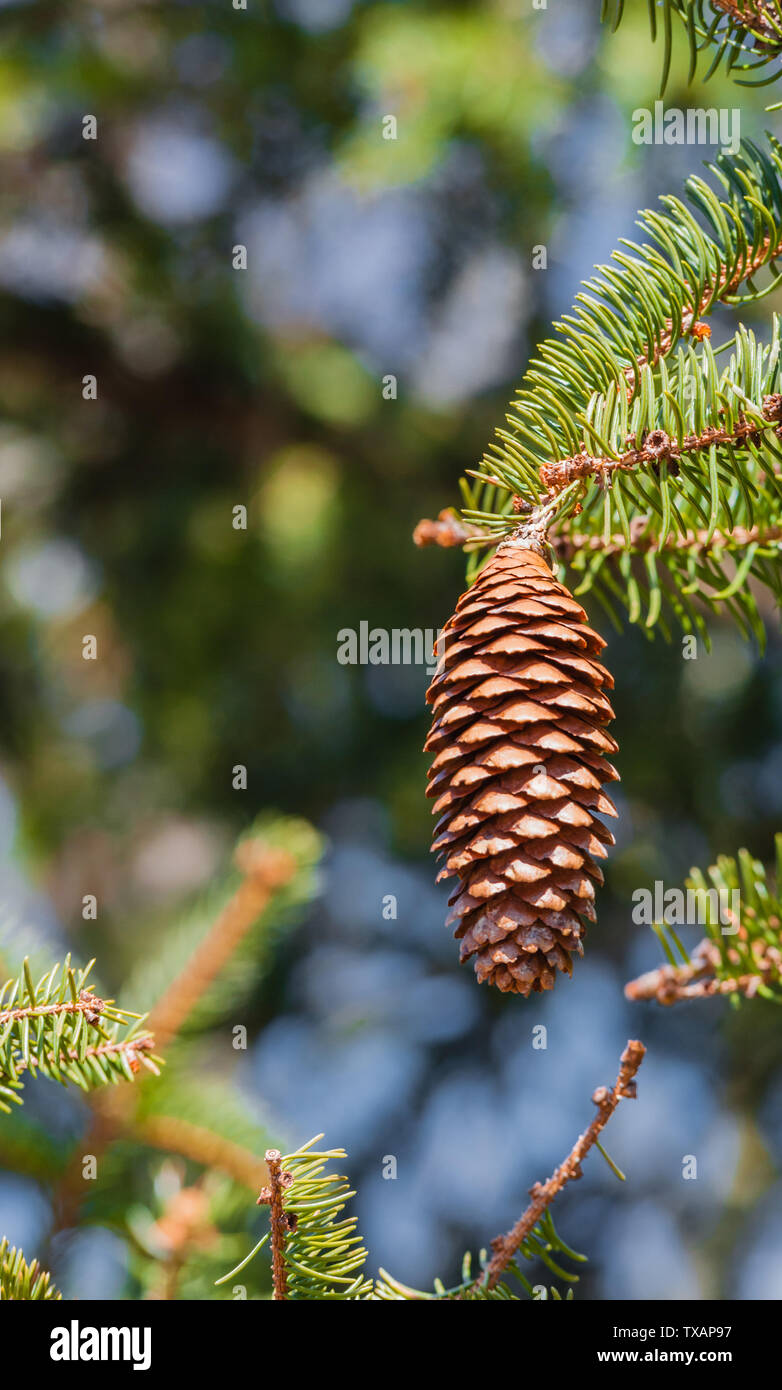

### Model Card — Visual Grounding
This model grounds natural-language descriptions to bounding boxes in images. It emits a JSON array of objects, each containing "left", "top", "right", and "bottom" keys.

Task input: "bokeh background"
[{"left": 1, "top": 0, "right": 782, "bottom": 1299}]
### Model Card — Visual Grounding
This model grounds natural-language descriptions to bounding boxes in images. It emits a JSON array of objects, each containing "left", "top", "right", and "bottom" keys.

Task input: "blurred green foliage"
[{"left": 0, "top": 0, "right": 781, "bottom": 1299}]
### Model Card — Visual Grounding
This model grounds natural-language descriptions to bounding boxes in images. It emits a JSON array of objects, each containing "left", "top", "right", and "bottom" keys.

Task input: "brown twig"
[
  {"left": 257, "top": 1149, "right": 294, "bottom": 1300},
  {"left": 0, "top": 989, "right": 106, "bottom": 1028},
  {"left": 136, "top": 1114, "right": 269, "bottom": 1191},
  {"left": 550, "top": 519, "right": 782, "bottom": 562},
  {"left": 474, "top": 1039, "right": 646, "bottom": 1294},
  {"left": 11, "top": 1031, "right": 156, "bottom": 1076},
  {"left": 712, "top": 0, "right": 782, "bottom": 41},
  {"left": 540, "top": 395, "right": 782, "bottom": 496},
  {"left": 413, "top": 509, "right": 481, "bottom": 549},
  {"left": 415, "top": 514, "right": 782, "bottom": 564},
  {"left": 147, "top": 840, "right": 296, "bottom": 1049},
  {"left": 626, "top": 936, "right": 782, "bottom": 1005}
]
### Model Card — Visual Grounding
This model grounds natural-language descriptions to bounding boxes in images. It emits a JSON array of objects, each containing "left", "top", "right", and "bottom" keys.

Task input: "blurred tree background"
[{"left": 0, "top": 0, "right": 781, "bottom": 1299}]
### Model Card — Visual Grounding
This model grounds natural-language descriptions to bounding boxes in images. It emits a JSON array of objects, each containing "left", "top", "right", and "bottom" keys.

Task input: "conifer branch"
[
  {"left": 473, "top": 1040, "right": 646, "bottom": 1293},
  {"left": 12, "top": 1031, "right": 156, "bottom": 1077},
  {"left": 538, "top": 393, "right": 782, "bottom": 497},
  {"left": 0, "top": 957, "right": 160, "bottom": 1111},
  {"left": 550, "top": 520, "right": 782, "bottom": 561},
  {"left": 623, "top": 226, "right": 782, "bottom": 385},
  {"left": 0, "top": 955, "right": 161, "bottom": 1298},
  {"left": 602, "top": 1, "right": 782, "bottom": 96},
  {"left": 216, "top": 1136, "right": 374, "bottom": 1300},
  {"left": 147, "top": 839, "right": 297, "bottom": 1049},
  {"left": 0, "top": 989, "right": 106, "bottom": 1027},
  {"left": 422, "top": 139, "right": 782, "bottom": 642},
  {"left": 626, "top": 835, "right": 782, "bottom": 1004},
  {"left": 625, "top": 936, "right": 782, "bottom": 1002},
  {"left": 219, "top": 1042, "right": 646, "bottom": 1301}
]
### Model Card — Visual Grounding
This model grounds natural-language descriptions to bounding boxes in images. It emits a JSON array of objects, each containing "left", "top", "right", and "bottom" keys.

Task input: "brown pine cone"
[{"left": 425, "top": 542, "right": 619, "bottom": 996}]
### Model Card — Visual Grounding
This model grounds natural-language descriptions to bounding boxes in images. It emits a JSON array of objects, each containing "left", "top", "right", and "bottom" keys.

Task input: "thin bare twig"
[
  {"left": 413, "top": 510, "right": 481, "bottom": 549},
  {"left": 626, "top": 938, "right": 782, "bottom": 1005},
  {"left": 475, "top": 1039, "right": 646, "bottom": 1293},
  {"left": 257, "top": 1149, "right": 294, "bottom": 1300}
]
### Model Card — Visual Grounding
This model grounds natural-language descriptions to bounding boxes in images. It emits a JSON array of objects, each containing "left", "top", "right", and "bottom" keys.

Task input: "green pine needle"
[
  {"left": 457, "top": 137, "right": 782, "bottom": 643},
  {"left": 0, "top": 1238, "right": 61, "bottom": 1300}
]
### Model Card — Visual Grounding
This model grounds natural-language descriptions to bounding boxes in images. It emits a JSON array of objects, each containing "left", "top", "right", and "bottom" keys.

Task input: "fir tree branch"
[
  {"left": 0, "top": 956, "right": 160, "bottom": 1111},
  {"left": 11, "top": 1031, "right": 156, "bottom": 1078},
  {"left": 602, "top": 1, "right": 782, "bottom": 96},
  {"left": 220, "top": 1045, "right": 646, "bottom": 1302},
  {"left": 375, "top": 1203, "right": 585, "bottom": 1300},
  {"left": 626, "top": 835, "right": 782, "bottom": 1004},
  {"left": 373, "top": 1212, "right": 584, "bottom": 1300},
  {"left": 121, "top": 815, "right": 322, "bottom": 1036},
  {"left": 473, "top": 1040, "right": 646, "bottom": 1294},
  {"left": 430, "top": 138, "right": 782, "bottom": 646},
  {"left": 713, "top": 0, "right": 780, "bottom": 29},
  {"left": 441, "top": 146, "right": 782, "bottom": 640},
  {"left": 146, "top": 839, "right": 297, "bottom": 1049},
  {"left": 550, "top": 519, "right": 782, "bottom": 561},
  {"left": 216, "top": 1136, "right": 374, "bottom": 1300},
  {"left": 47, "top": 824, "right": 311, "bottom": 1239},
  {"left": 0, "top": 989, "right": 105, "bottom": 1027},
  {"left": 537, "top": 393, "right": 782, "bottom": 496}
]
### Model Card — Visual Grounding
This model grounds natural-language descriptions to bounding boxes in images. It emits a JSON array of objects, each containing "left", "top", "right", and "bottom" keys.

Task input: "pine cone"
[{"left": 425, "top": 543, "right": 619, "bottom": 996}]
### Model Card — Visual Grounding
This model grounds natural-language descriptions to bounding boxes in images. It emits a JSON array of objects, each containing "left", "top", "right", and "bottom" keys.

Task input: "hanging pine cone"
[{"left": 425, "top": 542, "right": 619, "bottom": 996}]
